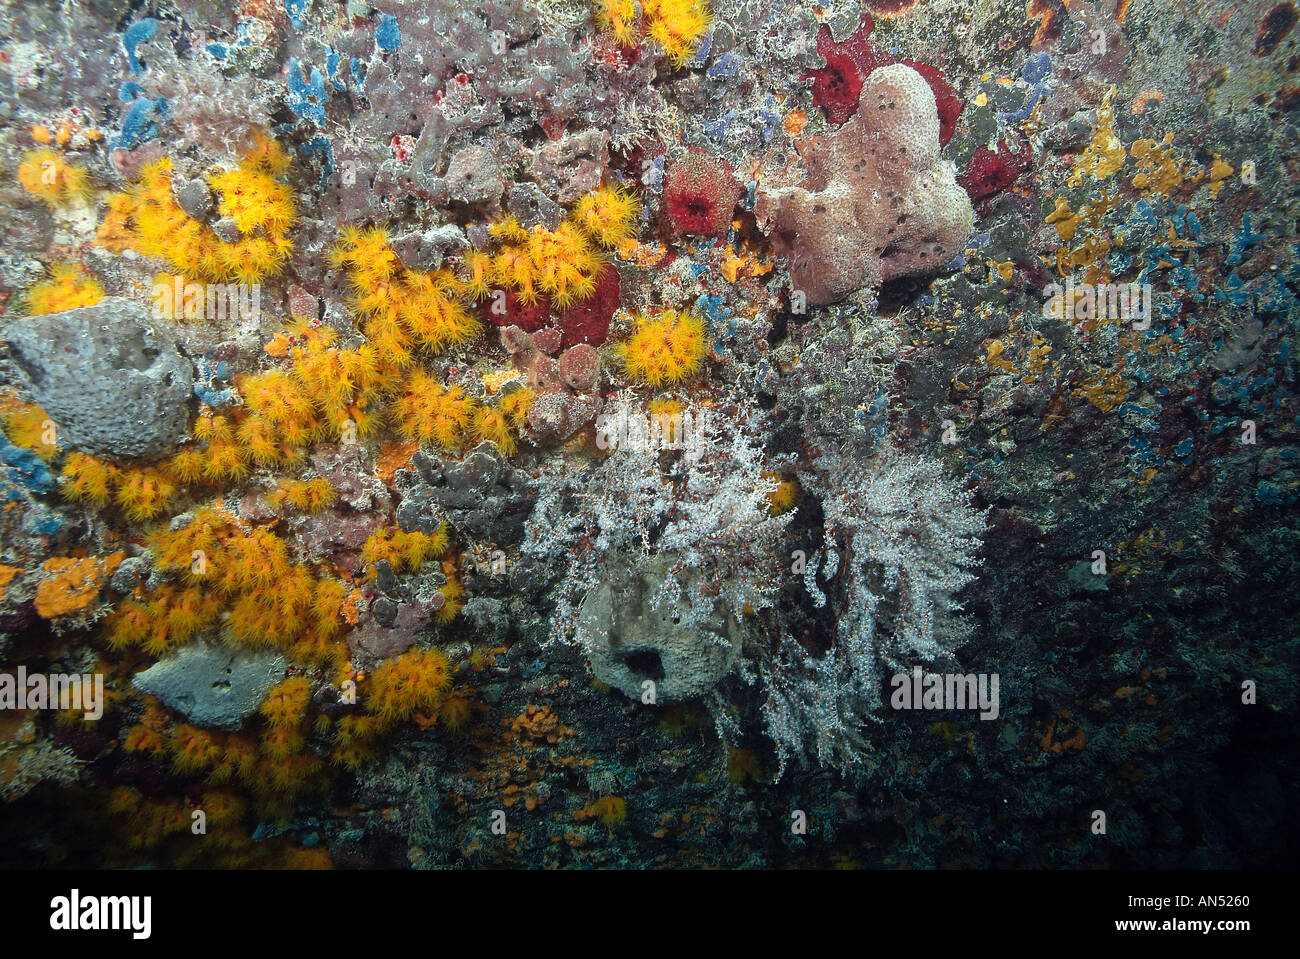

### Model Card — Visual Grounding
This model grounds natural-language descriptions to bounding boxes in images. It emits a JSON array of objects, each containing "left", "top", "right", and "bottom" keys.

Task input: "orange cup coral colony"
[{"left": 0, "top": 0, "right": 1282, "bottom": 875}]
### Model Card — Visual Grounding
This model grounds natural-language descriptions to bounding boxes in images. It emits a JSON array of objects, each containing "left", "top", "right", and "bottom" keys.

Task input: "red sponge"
[
  {"left": 483, "top": 288, "right": 551, "bottom": 332},
  {"left": 807, "top": 13, "right": 963, "bottom": 146},
  {"left": 959, "top": 138, "right": 1033, "bottom": 202},
  {"left": 557, "top": 261, "right": 620, "bottom": 349},
  {"left": 662, "top": 148, "right": 744, "bottom": 239}
]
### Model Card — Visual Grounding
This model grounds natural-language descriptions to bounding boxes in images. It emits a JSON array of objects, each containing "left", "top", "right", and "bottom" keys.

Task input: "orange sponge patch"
[{"left": 34, "top": 554, "right": 122, "bottom": 619}]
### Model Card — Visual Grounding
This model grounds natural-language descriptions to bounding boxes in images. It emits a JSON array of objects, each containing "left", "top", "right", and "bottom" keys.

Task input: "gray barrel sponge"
[
  {"left": 3, "top": 296, "right": 194, "bottom": 459},
  {"left": 132, "top": 642, "right": 287, "bottom": 730},
  {"left": 578, "top": 553, "right": 742, "bottom": 702}
]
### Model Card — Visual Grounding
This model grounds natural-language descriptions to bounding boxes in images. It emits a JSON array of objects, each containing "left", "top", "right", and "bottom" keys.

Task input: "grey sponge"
[
  {"left": 132, "top": 642, "right": 287, "bottom": 731},
  {"left": 3, "top": 296, "right": 194, "bottom": 459}
]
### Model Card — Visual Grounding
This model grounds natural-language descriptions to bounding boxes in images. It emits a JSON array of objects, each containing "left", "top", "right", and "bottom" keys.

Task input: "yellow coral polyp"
[
  {"left": 616, "top": 307, "right": 709, "bottom": 386},
  {"left": 497, "top": 387, "right": 535, "bottom": 427},
  {"left": 577, "top": 795, "right": 628, "bottom": 826},
  {"left": 0, "top": 398, "right": 59, "bottom": 460},
  {"left": 227, "top": 589, "right": 301, "bottom": 648},
  {"left": 23, "top": 264, "right": 105, "bottom": 315},
  {"left": 113, "top": 467, "right": 176, "bottom": 521},
  {"left": 240, "top": 130, "right": 293, "bottom": 176},
  {"left": 123, "top": 722, "right": 169, "bottom": 759},
  {"left": 161, "top": 586, "right": 218, "bottom": 642},
  {"left": 312, "top": 579, "right": 347, "bottom": 636},
  {"left": 329, "top": 225, "right": 400, "bottom": 281},
  {"left": 61, "top": 452, "right": 118, "bottom": 507},
  {"left": 207, "top": 163, "right": 296, "bottom": 236},
  {"left": 193, "top": 411, "right": 234, "bottom": 444},
  {"left": 260, "top": 726, "right": 305, "bottom": 761},
  {"left": 647, "top": 397, "right": 684, "bottom": 419},
  {"left": 575, "top": 185, "right": 642, "bottom": 247},
  {"left": 471, "top": 405, "right": 518, "bottom": 457},
  {"left": 18, "top": 149, "right": 91, "bottom": 206},
  {"left": 645, "top": 0, "right": 711, "bottom": 66},
  {"left": 486, "top": 216, "right": 607, "bottom": 309},
  {"left": 197, "top": 789, "right": 247, "bottom": 827},
  {"left": 434, "top": 565, "right": 465, "bottom": 624},
  {"left": 365, "top": 649, "right": 452, "bottom": 722},
  {"left": 361, "top": 524, "right": 449, "bottom": 574},
  {"left": 331, "top": 714, "right": 385, "bottom": 770},
  {"left": 461, "top": 250, "right": 494, "bottom": 300},
  {"left": 596, "top": 0, "right": 710, "bottom": 65},
  {"left": 332, "top": 227, "right": 482, "bottom": 366},
  {"left": 145, "top": 512, "right": 344, "bottom": 664},
  {"left": 241, "top": 370, "right": 318, "bottom": 431},
  {"left": 490, "top": 241, "right": 540, "bottom": 304},
  {"left": 762, "top": 471, "right": 801, "bottom": 515},
  {"left": 200, "top": 438, "right": 250, "bottom": 483},
  {"left": 392, "top": 372, "right": 478, "bottom": 450},
  {"left": 596, "top": 0, "right": 645, "bottom": 46},
  {"left": 218, "top": 235, "right": 290, "bottom": 285},
  {"left": 271, "top": 319, "right": 388, "bottom": 444},
  {"left": 170, "top": 724, "right": 225, "bottom": 774},
  {"left": 236, "top": 415, "right": 280, "bottom": 467},
  {"left": 260, "top": 677, "right": 311, "bottom": 728},
  {"left": 397, "top": 270, "right": 480, "bottom": 352},
  {"left": 488, "top": 215, "right": 528, "bottom": 244},
  {"left": 105, "top": 584, "right": 220, "bottom": 655},
  {"left": 525, "top": 222, "right": 603, "bottom": 307},
  {"left": 96, "top": 132, "right": 295, "bottom": 285},
  {"left": 269, "top": 477, "right": 337, "bottom": 514}
]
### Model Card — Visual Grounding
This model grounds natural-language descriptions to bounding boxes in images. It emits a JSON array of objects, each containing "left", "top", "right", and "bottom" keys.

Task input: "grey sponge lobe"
[
  {"left": 132, "top": 642, "right": 287, "bottom": 731},
  {"left": 4, "top": 296, "right": 194, "bottom": 459}
]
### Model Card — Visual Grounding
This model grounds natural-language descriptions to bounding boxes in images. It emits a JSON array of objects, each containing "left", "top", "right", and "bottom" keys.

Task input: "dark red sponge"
[{"left": 662, "top": 148, "right": 744, "bottom": 239}]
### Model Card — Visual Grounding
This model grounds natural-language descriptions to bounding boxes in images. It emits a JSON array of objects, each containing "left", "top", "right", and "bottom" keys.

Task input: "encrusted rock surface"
[
  {"left": 132, "top": 642, "right": 286, "bottom": 731},
  {"left": 579, "top": 553, "right": 743, "bottom": 702}
]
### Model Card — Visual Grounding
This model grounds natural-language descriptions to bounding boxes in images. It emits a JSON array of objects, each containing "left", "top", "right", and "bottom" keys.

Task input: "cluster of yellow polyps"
[{"left": 97, "top": 131, "right": 295, "bottom": 284}]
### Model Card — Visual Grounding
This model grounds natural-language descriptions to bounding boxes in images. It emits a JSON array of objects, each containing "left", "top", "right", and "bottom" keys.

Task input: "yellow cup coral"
[
  {"left": 0, "top": 397, "right": 59, "bottom": 461},
  {"left": 391, "top": 372, "right": 478, "bottom": 450},
  {"left": 594, "top": 0, "right": 711, "bottom": 67},
  {"left": 330, "top": 226, "right": 481, "bottom": 366},
  {"left": 96, "top": 132, "right": 295, "bottom": 285},
  {"left": 615, "top": 307, "right": 709, "bottom": 386},
  {"left": 18, "top": 150, "right": 91, "bottom": 206},
  {"left": 23, "top": 264, "right": 105, "bottom": 315},
  {"left": 574, "top": 185, "right": 642, "bottom": 248},
  {"left": 365, "top": 649, "right": 452, "bottom": 722}
]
